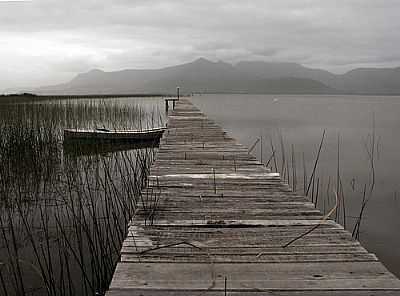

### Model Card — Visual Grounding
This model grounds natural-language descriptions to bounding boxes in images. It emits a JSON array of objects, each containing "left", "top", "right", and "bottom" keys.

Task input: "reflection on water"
[
  {"left": 63, "top": 140, "right": 160, "bottom": 157},
  {"left": 192, "top": 94, "right": 400, "bottom": 277}
]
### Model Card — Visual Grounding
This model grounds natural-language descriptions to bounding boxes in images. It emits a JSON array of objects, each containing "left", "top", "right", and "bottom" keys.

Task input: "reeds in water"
[
  {"left": 256, "top": 123, "right": 378, "bottom": 239},
  {"left": 0, "top": 98, "right": 163, "bottom": 296}
]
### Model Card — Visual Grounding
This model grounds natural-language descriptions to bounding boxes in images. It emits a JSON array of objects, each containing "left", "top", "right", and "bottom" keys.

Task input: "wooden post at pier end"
[{"left": 165, "top": 87, "right": 180, "bottom": 112}]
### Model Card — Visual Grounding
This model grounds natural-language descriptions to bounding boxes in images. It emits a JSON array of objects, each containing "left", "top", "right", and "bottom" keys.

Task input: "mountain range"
[{"left": 35, "top": 58, "right": 400, "bottom": 95}]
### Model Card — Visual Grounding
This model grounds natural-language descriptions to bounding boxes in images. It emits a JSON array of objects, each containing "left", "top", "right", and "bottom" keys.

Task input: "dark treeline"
[{"left": 0, "top": 93, "right": 171, "bottom": 104}]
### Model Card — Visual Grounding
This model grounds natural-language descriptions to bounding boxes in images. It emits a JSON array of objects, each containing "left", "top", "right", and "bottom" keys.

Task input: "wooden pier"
[{"left": 107, "top": 98, "right": 400, "bottom": 295}]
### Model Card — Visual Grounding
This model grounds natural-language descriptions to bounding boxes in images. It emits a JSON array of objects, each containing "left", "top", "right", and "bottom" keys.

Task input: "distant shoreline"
[
  {"left": 190, "top": 91, "right": 400, "bottom": 96},
  {"left": 0, "top": 93, "right": 170, "bottom": 103},
  {"left": 2, "top": 92, "right": 400, "bottom": 105}
]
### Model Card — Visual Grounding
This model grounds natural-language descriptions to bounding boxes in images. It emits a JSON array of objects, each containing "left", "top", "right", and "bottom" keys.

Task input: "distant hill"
[{"left": 35, "top": 58, "right": 400, "bottom": 95}]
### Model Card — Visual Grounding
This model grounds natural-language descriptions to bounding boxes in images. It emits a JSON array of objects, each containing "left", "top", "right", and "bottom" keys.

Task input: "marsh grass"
[
  {"left": 0, "top": 98, "right": 163, "bottom": 296},
  {"left": 259, "top": 124, "right": 378, "bottom": 237}
]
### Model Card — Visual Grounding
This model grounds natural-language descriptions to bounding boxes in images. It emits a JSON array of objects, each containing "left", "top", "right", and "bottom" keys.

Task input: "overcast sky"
[{"left": 1, "top": 0, "right": 400, "bottom": 91}]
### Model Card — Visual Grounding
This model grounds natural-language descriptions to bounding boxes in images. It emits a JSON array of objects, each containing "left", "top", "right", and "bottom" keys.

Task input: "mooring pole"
[
  {"left": 174, "top": 86, "right": 180, "bottom": 109},
  {"left": 165, "top": 99, "right": 169, "bottom": 112}
]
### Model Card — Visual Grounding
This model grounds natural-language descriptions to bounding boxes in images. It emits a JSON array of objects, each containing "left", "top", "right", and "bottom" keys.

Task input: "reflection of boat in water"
[
  {"left": 63, "top": 139, "right": 160, "bottom": 156},
  {"left": 63, "top": 127, "right": 166, "bottom": 142}
]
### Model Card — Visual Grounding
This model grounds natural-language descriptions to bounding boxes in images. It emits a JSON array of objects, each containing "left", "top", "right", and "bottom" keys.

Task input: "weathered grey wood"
[
  {"left": 106, "top": 98, "right": 400, "bottom": 295},
  {"left": 129, "top": 219, "right": 339, "bottom": 227},
  {"left": 109, "top": 262, "right": 400, "bottom": 290},
  {"left": 121, "top": 245, "right": 370, "bottom": 255},
  {"left": 107, "top": 290, "right": 400, "bottom": 296},
  {"left": 120, "top": 253, "right": 378, "bottom": 263}
]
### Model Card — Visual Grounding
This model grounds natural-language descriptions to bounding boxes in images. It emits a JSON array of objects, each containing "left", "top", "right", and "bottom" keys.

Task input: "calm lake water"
[{"left": 192, "top": 94, "right": 400, "bottom": 277}]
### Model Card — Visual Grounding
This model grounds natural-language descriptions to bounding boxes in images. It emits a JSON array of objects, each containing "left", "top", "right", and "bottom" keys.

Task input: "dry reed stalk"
[{"left": 280, "top": 190, "right": 339, "bottom": 249}]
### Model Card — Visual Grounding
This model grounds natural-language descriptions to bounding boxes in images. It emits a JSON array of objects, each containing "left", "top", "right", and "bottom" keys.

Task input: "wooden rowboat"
[{"left": 63, "top": 127, "right": 166, "bottom": 143}]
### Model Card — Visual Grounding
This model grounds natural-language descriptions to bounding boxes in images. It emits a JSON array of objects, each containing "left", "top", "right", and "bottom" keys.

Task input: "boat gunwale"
[{"left": 64, "top": 127, "right": 166, "bottom": 135}]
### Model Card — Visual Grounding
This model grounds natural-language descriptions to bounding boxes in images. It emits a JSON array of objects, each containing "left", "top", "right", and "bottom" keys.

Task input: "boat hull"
[{"left": 63, "top": 128, "right": 166, "bottom": 143}]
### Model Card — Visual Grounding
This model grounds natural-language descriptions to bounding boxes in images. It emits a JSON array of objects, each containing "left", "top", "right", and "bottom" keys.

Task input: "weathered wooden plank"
[
  {"left": 127, "top": 226, "right": 349, "bottom": 239},
  {"left": 107, "top": 290, "right": 400, "bottom": 296},
  {"left": 129, "top": 219, "right": 339, "bottom": 227},
  {"left": 153, "top": 159, "right": 266, "bottom": 167},
  {"left": 120, "top": 253, "right": 378, "bottom": 264},
  {"left": 127, "top": 224, "right": 343, "bottom": 233},
  {"left": 147, "top": 171, "right": 279, "bottom": 179},
  {"left": 139, "top": 191, "right": 310, "bottom": 201},
  {"left": 123, "top": 237, "right": 358, "bottom": 249},
  {"left": 109, "top": 262, "right": 400, "bottom": 290},
  {"left": 121, "top": 245, "right": 370, "bottom": 255}
]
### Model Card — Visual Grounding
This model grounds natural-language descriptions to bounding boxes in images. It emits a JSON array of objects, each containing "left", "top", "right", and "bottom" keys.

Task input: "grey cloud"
[
  {"left": 1, "top": 0, "right": 400, "bottom": 90},
  {"left": 251, "top": 48, "right": 281, "bottom": 58},
  {"left": 49, "top": 56, "right": 101, "bottom": 74},
  {"left": 194, "top": 41, "right": 234, "bottom": 52}
]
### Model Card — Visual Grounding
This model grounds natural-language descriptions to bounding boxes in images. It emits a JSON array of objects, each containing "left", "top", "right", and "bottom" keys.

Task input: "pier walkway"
[{"left": 107, "top": 98, "right": 400, "bottom": 295}]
